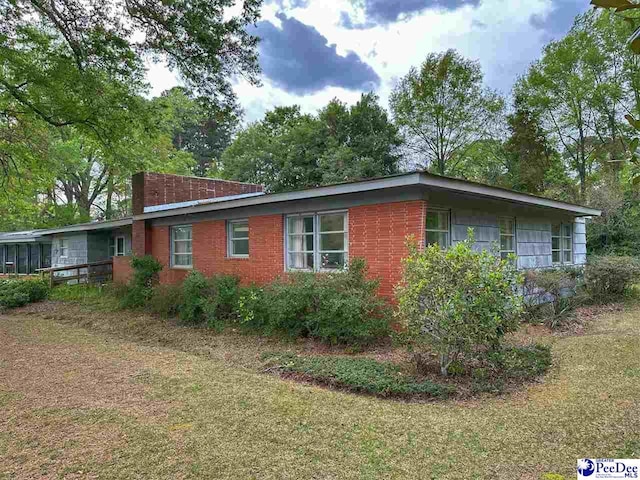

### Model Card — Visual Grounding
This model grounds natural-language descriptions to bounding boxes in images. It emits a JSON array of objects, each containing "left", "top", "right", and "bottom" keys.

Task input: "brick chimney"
[{"left": 132, "top": 172, "right": 264, "bottom": 216}]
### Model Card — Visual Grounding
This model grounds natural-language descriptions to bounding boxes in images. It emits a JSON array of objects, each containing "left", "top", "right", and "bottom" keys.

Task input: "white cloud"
[{"left": 144, "top": 0, "right": 574, "bottom": 123}]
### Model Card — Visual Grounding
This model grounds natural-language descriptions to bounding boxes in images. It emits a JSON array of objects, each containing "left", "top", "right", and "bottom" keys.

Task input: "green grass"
[
  {"left": 1, "top": 300, "right": 640, "bottom": 479},
  {"left": 264, "top": 352, "right": 455, "bottom": 398}
]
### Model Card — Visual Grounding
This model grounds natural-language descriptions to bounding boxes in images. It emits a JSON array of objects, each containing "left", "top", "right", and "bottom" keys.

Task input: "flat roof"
[
  {"left": 134, "top": 172, "right": 601, "bottom": 220},
  {"left": 0, "top": 218, "right": 133, "bottom": 243}
]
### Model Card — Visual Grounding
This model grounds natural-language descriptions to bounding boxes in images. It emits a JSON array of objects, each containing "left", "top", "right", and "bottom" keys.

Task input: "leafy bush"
[
  {"left": 264, "top": 352, "right": 455, "bottom": 398},
  {"left": 180, "top": 270, "right": 211, "bottom": 324},
  {"left": 0, "top": 279, "right": 49, "bottom": 310},
  {"left": 486, "top": 344, "right": 551, "bottom": 379},
  {"left": 176, "top": 271, "right": 240, "bottom": 326},
  {"left": 396, "top": 233, "right": 524, "bottom": 376},
  {"left": 120, "top": 255, "right": 163, "bottom": 308},
  {"left": 584, "top": 255, "right": 640, "bottom": 300},
  {"left": 146, "top": 284, "right": 184, "bottom": 319},
  {"left": 236, "top": 258, "right": 391, "bottom": 344},
  {"left": 523, "top": 268, "right": 585, "bottom": 328},
  {"left": 204, "top": 274, "right": 240, "bottom": 329}
]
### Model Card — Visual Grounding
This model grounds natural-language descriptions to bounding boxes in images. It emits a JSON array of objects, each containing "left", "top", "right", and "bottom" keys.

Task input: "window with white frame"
[
  {"left": 228, "top": 220, "right": 249, "bottom": 257},
  {"left": 499, "top": 217, "right": 516, "bottom": 260},
  {"left": 58, "top": 238, "right": 68, "bottom": 258},
  {"left": 286, "top": 212, "right": 347, "bottom": 271},
  {"left": 425, "top": 210, "right": 450, "bottom": 248},
  {"left": 552, "top": 223, "right": 573, "bottom": 264},
  {"left": 109, "top": 236, "right": 126, "bottom": 257},
  {"left": 171, "top": 225, "right": 192, "bottom": 268}
]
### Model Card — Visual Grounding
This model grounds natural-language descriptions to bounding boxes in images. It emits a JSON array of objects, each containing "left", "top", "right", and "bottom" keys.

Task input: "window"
[
  {"left": 228, "top": 220, "right": 249, "bottom": 257},
  {"left": 552, "top": 223, "right": 573, "bottom": 265},
  {"left": 286, "top": 212, "right": 347, "bottom": 271},
  {"left": 171, "top": 225, "right": 192, "bottom": 268},
  {"left": 109, "top": 236, "right": 126, "bottom": 257},
  {"left": 425, "top": 210, "right": 450, "bottom": 248},
  {"left": 499, "top": 217, "right": 516, "bottom": 260},
  {"left": 58, "top": 239, "right": 68, "bottom": 258}
]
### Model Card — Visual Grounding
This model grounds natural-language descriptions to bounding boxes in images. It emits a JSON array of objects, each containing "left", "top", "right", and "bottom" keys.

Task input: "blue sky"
[{"left": 147, "top": 0, "right": 590, "bottom": 123}]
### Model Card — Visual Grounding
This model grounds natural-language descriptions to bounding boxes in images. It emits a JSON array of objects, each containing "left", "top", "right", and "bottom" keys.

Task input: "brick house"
[{"left": 1, "top": 171, "right": 601, "bottom": 297}]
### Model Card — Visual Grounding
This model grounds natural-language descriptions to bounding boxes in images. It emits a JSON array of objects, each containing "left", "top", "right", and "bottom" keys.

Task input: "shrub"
[
  {"left": 523, "top": 268, "right": 585, "bottom": 328},
  {"left": 176, "top": 271, "right": 240, "bottom": 326},
  {"left": 180, "top": 270, "right": 211, "bottom": 324},
  {"left": 584, "top": 256, "right": 640, "bottom": 301},
  {"left": 396, "top": 233, "right": 524, "bottom": 376},
  {"left": 486, "top": 344, "right": 551, "bottom": 379},
  {"left": 120, "top": 255, "right": 163, "bottom": 308},
  {"left": 264, "top": 352, "right": 455, "bottom": 398},
  {"left": 240, "top": 258, "right": 391, "bottom": 344},
  {"left": 0, "top": 279, "right": 49, "bottom": 310},
  {"left": 204, "top": 274, "right": 240, "bottom": 329},
  {"left": 146, "top": 284, "right": 184, "bottom": 319}
]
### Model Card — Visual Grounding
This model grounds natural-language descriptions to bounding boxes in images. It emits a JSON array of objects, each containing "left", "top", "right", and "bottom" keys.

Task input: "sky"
[{"left": 147, "top": 0, "right": 591, "bottom": 124}]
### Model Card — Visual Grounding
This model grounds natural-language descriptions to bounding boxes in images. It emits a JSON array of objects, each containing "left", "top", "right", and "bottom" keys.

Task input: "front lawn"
[{"left": 1, "top": 299, "right": 639, "bottom": 479}]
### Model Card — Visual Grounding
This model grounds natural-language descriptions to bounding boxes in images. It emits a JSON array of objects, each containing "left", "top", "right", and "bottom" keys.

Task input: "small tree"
[{"left": 395, "top": 233, "right": 524, "bottom": 376}]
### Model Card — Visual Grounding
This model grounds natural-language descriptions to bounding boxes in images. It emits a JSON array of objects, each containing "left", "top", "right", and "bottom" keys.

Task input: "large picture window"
[
  {"left": 552, "top": 223, "right": 573, "bottom": 265},
  {"left": 499, "top": 217, "right": 516, "bottom": 260},
  {"left": 286, "top": 212, "right": 347, "bottom": 271},
  {"left": 228, "top": 220, "right": 249, "bottom": 257},
  {"left": 425, "top": 210, "right": 450, "bottom": 248},
  {"left": 171, "top": 225, "right": 192, "bottom": 268}
]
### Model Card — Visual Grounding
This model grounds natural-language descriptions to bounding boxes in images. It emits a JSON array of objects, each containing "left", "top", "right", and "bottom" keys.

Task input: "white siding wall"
[
  {"left": 444, "top": 208, "right": 583, "bottom": 269},
  {"left": 574, "top": 217, "right": 587, "bottom": 265}
]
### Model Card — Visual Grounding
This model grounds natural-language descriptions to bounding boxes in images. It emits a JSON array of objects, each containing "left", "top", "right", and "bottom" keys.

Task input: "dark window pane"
[
  {"left": 552, "top": 251, "right": 560, "bottom": 263},
  {"left": 233, "top": 239, "right": 249, "bottom": 256},
  {"left": 320, "top": 233, "right": 344, "bottom": 251},
  {"left": 288, "top": 252, "right": 313, "bottom": 270},
  {"left": 552, "top": 224, "right": 561, "bottom": 236},
  {"left": 29, "top": 244, "right": 40, "bottom": 273},
  {"left": 232, "top": 222, "right": 249, "bottom": 239},
  {"left": 563, "top": 238, "right": 572, "bottom": 250},
  {"left": 552, "top": 238, "right": 560, "bottom": 250},
  {"left": 500, "top": 236, "right": 514, "bottom": 251},
  {"left": 5, "top": 245, "right": 16, "bottom": 273},
  {"left": 500, "top": 218, "right": 514, "bottom": 234},
  {"left": 41, "top": 244, "right": 51, "bottom": 269},
  {"left": 320, "top": 252, "right": 345, "bottom": 269},
  {"left": 17, "top": 245, "right": 28, "bottom": 274},
  {"left": 563, "top": 250, "right": 572, "bottom": 263},
  {"left": 319, "top": 214, "right": 344, "bottom": 232},
  {"left": 116, "top": 237, "right": 125, "bottom": 256},
  {"left": 426, "top": 211, "right": 447, "bottom": 230},
  {"left": 426, "top": 231, "right": 448, "bottom": 247},
  {"left": 563, "top": 224, "right": 571, "bottom": 237}
]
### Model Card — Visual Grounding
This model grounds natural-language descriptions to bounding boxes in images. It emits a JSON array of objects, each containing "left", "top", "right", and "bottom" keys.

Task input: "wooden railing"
[{"left": 37, "top": 259, "right": 113, "bottom": 287}]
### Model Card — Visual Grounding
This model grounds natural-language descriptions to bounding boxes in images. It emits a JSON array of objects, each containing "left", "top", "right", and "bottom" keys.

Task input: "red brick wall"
[
  {"left": 151, "top": 214, "right": 285, "bottom": 286},
  {"left": 349, "top": 200, "right": 426, "bottom": 298},
  {"left": 112, "top": 255, "right": 133, "bottom": 284},
  {"left": 143, "top": 200, "right": 426, "bottom": 299},
  {"left": 132, "top": 172, "right": 263, "bottom": 215}
]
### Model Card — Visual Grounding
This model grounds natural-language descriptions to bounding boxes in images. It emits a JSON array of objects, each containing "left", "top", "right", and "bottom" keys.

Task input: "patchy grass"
[
  {"left": 263, "top": 352, "right": 455, "bottom": 398},
  {"left": 1, "top": 298, "right": 640, "bottom": 478}
]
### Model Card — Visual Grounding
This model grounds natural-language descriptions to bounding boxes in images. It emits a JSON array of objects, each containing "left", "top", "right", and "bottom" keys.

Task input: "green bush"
[
  {"left": 180, "top": 270, "right": 211, "bottom": 324},
  {"left": 205, "top": 274, "right": 240, "bottom": 328},
  {"left": 264, "top": 352, "right": 455, "bottom": 398},
  {"left": 486, "top": 344, "right": 552, "bottom": 379},
  {"left": 396, "top": 232, "right": 524, "bottom": 376},
  {"left": 120, "top": 255, "right": 163, "bottom": 309},
  {"left": 584, "top": 255, "right": 640, "bottom": 300},
  {"left": 236, "top": 258, "right": 391, "bottom": 344},
  {"left": 523, "top": 268, "right": 585, "bottom": 328},
  {"left": 146, "top": 284, "right": 184, "bottom": 319},
  {"left": 176, "top": 271, "right": 240, "bottom": 326},
  {"left": 0, "top": 279, "right": 49, "bottom": 310}
]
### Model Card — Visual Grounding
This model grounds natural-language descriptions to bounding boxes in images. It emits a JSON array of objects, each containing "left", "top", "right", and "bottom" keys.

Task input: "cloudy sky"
[{"left": 148, "top": 0, "right": 590, "bottom": 123}]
